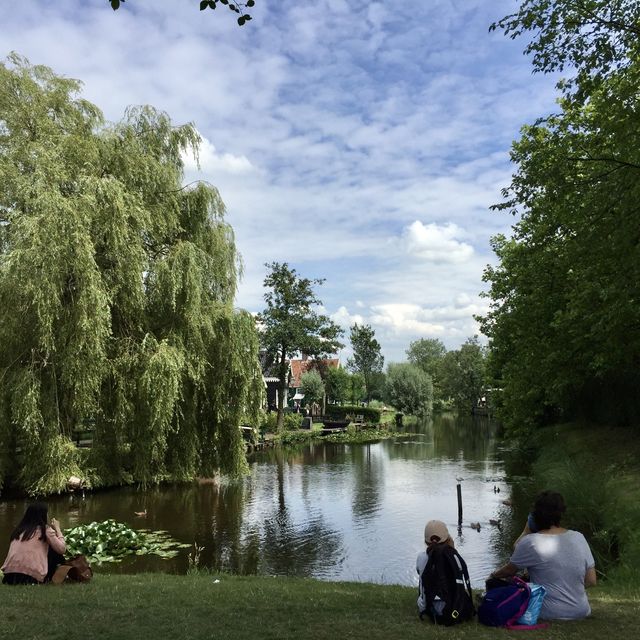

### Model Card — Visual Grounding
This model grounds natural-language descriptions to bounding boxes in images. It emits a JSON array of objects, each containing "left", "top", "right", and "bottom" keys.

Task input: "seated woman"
[
  {"left": 489, "top": 490, "right": 597, "bottom": 620},
  {"left": 416, "top": 520, "right": 455, "bottom": 614},
  {"left": 2, "top": 503, "right": 66, "bottom": 585}
]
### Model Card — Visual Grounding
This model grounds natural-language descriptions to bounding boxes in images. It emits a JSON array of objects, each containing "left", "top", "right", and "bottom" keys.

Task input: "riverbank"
[
  {"left": 274, "top": 424, "right": 415, "bottom": 446},
  {"left": 506, "top": 421, "right": 640, "bottom": 590},
  {"left": 0, "top": 573, "right": 635, "bottom": 640}
]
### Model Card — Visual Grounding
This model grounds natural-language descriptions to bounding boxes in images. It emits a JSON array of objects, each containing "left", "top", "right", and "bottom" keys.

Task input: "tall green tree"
[
  {"left": 258, "top": 263, "right": 343, "bottom": 430},
  {"left": 481, "top": 0, "right": 640, "bottom": 432},
  {"left": 300, "top": 369, "right": 325, "bottom": 411},
  {"left": 406, "top": 338, "right": 446, "bottom": 403},
  {"left": 325, "top": 367, "right": 350, "bottom": 405},
  {"left": 439, "top": 338, "right": 487, "bottom": 414},
  {"left": 385, "top": 363, "right": 433, "bottom": 417},
  {"left": 347, "top": 324, "right": 384, "bottom": 403},
  {"left": 348, "top": 372, "right": 366, "bottom": 405},
  {"left": 0, "top": 55, "right": 263, "bottom": 494}
]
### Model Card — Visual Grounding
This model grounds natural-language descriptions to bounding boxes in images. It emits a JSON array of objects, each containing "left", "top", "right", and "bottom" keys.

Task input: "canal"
[{"left": 0, "top": 414, "right": 520, "bottom": 588}]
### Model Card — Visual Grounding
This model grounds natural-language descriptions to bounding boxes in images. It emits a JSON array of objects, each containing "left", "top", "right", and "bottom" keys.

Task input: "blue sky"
[{"left": 0, "top": 0, "right": 560, "bottom": 362}]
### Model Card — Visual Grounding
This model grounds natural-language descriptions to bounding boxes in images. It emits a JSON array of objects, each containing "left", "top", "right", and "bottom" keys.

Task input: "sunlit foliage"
[
  {"left": 482, "top": 1, "right": 640, "bottom": 432},
  {"left": 0, "top": 55, "right": 263, "bottom": 494}
]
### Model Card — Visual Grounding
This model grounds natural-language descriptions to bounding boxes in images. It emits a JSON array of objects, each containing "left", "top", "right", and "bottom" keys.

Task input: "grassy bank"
[
  {"left": 0, "top": 573, "right": 636, "bottom": 640},
  {"left": 507, "top": 422, "right": 640, "bottom": 589},
  {"left": 3, "top": 421, "right": 639, "bottom": 639}
]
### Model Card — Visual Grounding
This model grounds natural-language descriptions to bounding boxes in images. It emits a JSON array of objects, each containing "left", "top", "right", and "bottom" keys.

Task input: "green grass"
[
  {"left": 0, "top": 573, "right": 636, "bottom": 640},
  {"left": 3, "top": 420, "right": 639, "bottom": 638},
  {"left": 517, "top": 422, "right": 640, "bottom": 586}
]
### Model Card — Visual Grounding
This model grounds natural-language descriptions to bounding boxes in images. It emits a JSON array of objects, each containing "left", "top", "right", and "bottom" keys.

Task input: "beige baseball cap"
[{"left": 424, "top": 520, "right": 450, "bottom": 545}]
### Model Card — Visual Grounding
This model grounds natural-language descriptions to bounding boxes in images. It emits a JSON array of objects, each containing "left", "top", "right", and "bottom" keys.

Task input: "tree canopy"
[
  {"left": 300, "top": 369, "right": 325, "bottom": 409},
  {"left": 406, "top": 338, "right": 446, "bottom": 404},
  {"left": 347, "top": 324, "right": 384, "bottom": 403},
  {"left": 0, "top": 55, "right": 263, "bottom": 494},
  {"left": 481, "top": 0, "right": 640, "bottom": 432},
  {"left": 258, "top": 262, "right": 343, "bottom": 429},
  {"left": 385, "top": 363, "right": 433, "bottom": 417},
  {"left": 438, "top": 338, "right": 487, "bottom": 414},
  {"left": 491, "top": 0, "right": 640, "bottom": 101},
  {"left": 325, "top": 366, "right": 350, "bottom": 405},
  {"left": 108, "top": 0, "right": 257, "bottom": 26}
]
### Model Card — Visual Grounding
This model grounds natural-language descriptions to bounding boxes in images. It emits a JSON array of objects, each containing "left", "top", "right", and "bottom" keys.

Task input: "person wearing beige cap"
[
  {"left": 423, "top": 520, "right": 454, "bottom": 548},
  {"left": 417, "top": 520, "right": 455, "bottom": 610},
  {"left": 416, "top": 519, "right": 473, "bottom": 624}
]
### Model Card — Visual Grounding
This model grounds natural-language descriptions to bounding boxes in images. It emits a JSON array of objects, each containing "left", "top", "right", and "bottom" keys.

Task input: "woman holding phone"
[{"left": 2, "top": 503, "right": 66, "bottom": 585}]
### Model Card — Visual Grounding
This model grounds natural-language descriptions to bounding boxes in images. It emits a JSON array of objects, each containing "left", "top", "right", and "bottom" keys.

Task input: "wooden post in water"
[{"left": 457, "top": 483, "right": 463, "bottom": 528}]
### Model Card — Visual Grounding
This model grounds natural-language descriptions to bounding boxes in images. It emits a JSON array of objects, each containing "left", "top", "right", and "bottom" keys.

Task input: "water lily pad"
[{"left": 65, "top": 520, "right": 188, "bottom": 565}]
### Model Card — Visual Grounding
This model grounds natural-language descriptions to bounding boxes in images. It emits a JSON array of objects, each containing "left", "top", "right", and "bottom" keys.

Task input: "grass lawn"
[{"left": 0, "top": 573, "right": 637, "bottom": 640}]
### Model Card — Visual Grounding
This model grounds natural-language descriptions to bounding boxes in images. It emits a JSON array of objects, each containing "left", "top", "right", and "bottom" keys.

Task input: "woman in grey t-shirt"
[{"left": 489, "top": 491, "right": 597, "bottom": 620}]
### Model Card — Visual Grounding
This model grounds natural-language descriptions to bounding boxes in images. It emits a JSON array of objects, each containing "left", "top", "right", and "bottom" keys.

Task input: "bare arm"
[
  {"left": 584, "top": 566, "right": 597, "bottom": 588},
  {"left": 489, "top": 562, "right": 519, "bottom": 580}
]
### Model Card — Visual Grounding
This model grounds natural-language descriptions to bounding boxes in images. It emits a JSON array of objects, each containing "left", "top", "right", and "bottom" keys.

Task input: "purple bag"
[{"left": 478, "top": 577, "right": 548, "bottom": 630}]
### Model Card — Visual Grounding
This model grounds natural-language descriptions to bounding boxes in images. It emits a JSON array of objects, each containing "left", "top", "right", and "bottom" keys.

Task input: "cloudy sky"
[{"left": 0, "top": 0, "right": 559, "bottom": 362}]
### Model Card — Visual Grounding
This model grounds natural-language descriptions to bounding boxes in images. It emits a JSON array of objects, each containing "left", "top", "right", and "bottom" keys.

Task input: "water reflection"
[{"left": 0, "top": 413, "right": 516, "bottom": 587}]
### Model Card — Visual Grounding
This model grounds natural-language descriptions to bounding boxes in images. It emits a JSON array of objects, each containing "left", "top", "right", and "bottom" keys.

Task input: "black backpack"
[{"left": 419, "top": 544, "right": 475, "bottom": 625}]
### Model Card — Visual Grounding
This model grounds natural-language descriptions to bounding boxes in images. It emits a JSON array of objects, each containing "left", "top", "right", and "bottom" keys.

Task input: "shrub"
[{"left": 325, "top": 404, "right": 381, "bottom": 424}]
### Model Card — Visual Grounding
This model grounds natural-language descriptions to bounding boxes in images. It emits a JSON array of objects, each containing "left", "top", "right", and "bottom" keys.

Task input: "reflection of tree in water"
[
  {"left": 259, "top": 512, "right": 342, "bottom": 577},
  {"left": 387, "top": 413, "right": 498, "bottom": 463},
  {"left": 349, "top": 443, "right": 384, "bottom": 521},
  {"left": 256, "top": 448, "right": 342, "bottom": 577},
  {"left": 428, "top": 414, "right": 500, "bottom": 462}
]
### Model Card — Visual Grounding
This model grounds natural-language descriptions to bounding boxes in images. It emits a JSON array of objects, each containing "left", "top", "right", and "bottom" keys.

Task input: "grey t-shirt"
[{"left": 510, "top": 530, "right": 595, "bottom": 620}]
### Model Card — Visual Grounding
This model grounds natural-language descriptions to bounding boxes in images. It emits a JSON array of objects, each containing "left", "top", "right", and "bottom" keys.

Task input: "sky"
[{"left": 0, "top": 0, "right": 560, "bottom": 363}]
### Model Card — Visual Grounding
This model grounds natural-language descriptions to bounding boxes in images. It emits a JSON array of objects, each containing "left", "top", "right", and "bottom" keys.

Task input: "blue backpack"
[{"left": 478, "top": 577, "right": 547, "bottom": 630}]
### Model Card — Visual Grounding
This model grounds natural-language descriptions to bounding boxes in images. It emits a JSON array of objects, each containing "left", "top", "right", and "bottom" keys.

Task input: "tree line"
[
  {"left": 258, "top": 263, "right": 488, "bottom": 423},
  {"left": 479, "top": 0, "right": 640, "bottom": 434}
]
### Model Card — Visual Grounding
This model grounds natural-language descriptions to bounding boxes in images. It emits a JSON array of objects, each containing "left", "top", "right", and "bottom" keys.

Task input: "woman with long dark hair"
[
  {"left": 488, "top": 491, "right": 597, "bottom": 620},
  {"left": 2, "top": 503, "right": 66, "bottom": 585}
]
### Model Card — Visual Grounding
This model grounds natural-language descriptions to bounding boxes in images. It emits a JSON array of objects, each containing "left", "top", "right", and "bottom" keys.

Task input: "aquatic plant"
[{"left": 65, "top": 519, "right": 190, "bottom": 564}]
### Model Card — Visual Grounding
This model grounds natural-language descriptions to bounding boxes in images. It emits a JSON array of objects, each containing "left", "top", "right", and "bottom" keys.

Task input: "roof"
[{"left": 289, "top": 358, "right": 340, "bottom": 388}]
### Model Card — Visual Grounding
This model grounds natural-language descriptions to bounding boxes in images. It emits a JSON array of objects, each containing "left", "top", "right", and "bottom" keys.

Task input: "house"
[
  {"left": 289, "top": 356, "right": 341, "bottom": 412},
  {"left": 259, "top": 350, "right": 291, "bottom": 412}
]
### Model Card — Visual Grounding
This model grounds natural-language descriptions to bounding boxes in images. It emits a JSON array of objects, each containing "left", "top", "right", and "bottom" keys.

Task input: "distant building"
[
  {"left": 289, "top": 355, "right": 341, "bottom": 412},
  {"left": 260, "top": 352, "right": 341, "bottom": 413},
  {"left": 259, "top": 350, "right": 290, "bottom": 411}
]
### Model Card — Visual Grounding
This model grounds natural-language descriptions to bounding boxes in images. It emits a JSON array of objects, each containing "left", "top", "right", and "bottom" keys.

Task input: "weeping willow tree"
[{"left": 0, "top": 54, "right": 263, "bottom": 495}]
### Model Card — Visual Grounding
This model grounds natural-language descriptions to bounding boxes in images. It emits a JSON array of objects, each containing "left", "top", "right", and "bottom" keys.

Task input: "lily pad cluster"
[{"left": 65, "top": 520, "right": 191, "bottom": 564}]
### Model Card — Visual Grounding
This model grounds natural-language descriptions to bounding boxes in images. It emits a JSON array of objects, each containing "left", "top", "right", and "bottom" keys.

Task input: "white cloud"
[
  {"left": 182, "top": 135, "right": 254, "bottom": 175},
  {"left": 402, "top": 221, "right": 474, "bottom": 264},
  {"left": 0, "top": 0, "right": 561, "bottom": 361},
  {"left": 330, "top": 306, "right": 364, "bottom": 330},
  {"left": 371, "top": 304, "right": 446, "bottom": 336}
]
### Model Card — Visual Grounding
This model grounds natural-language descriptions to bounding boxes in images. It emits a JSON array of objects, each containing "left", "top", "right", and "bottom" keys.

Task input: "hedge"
[{"left": 325, "top": 405, "right": 381, "bottom": 424}]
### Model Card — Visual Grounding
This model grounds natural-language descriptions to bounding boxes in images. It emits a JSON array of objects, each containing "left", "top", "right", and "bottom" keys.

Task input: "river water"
[{"left": 0, "top": 414, "right": 518, "bottom": 588}]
